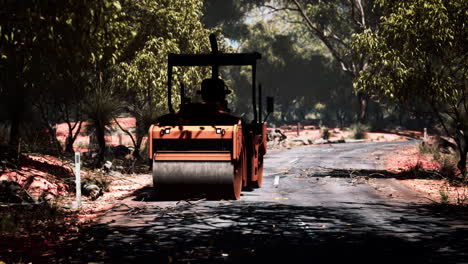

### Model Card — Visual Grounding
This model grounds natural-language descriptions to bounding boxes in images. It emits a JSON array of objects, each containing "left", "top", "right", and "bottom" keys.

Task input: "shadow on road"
[
  {"left": 10, "top": 198, "right": 466, "bottom": 263},
  {"left": 131, "top": 186, "right": 248, "bottom": 202},
  {"left": 310, "top": 168, "right": 443, "bottom": 180}
]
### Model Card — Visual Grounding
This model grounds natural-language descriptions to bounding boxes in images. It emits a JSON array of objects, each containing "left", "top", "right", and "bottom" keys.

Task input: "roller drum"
[{"left": 153, "top": 161, "right": 234, "bottom": 186}]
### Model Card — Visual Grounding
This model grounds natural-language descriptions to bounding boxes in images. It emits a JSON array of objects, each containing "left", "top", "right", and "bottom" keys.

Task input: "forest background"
[{"left": 0, "top": 0, "right": 466, "bottom": 173}]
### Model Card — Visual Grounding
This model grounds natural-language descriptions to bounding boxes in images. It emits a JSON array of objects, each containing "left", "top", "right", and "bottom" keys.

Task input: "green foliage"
[
  {"left": 439, "top": 186, "right": 449, "bottom": 204},
  {"left": 353, "top": 0, "right": 468, "bottom": 175},
  {"left": 0, "top": 202, "right": 66, "bottom": 235},
  {"left": 439, "top": 185, "right": 450, "bottom": 204},
  {"left": 418, "top": 140, "right": 463, "bottom": 184},
  {"left": 419, "top": 142, "right": 437, "bottom": 155},
  {"left": 256, "top": 0, "right": 385, "bottom": 121},
  {"left": 0, "top": 0, "right": 128, "bottom": 152},
  {"left": 353, "top": 0, "right": 467, "bottom": 105},
  {"left": 203, "top": 0, "right": 269, "bottom": 39},
  {"left": 84, "top": 89, "right": 121, "bottom": 137},
  {"left": 321, "top": 127, "right": 330, "bottom": 140},
  {"left": 0, "top": 0, "right": 215, "bottom": 158},
  {"left": 111, "top": 0, "right": 214, "bottom": 156},
  {"left": 229, "top": 18, "right": 354, "bottom": 124},
  {"left": 438, "top": 156, "right": 458, "bottom": 180},
  {"left": 83, "top": 85, "right": 121, "bottom": 164},
  {"left": 407, "top": 161, "right": 425, "bottom": 178},
  {"left": 85, "top": 170, "right": 112, "bottom": 192},
  {"left": 350, "top": 123, "right": 369, "bottom": 139},
  {"left": 424, "top": 142, "right": 459, "bottom": 181}
]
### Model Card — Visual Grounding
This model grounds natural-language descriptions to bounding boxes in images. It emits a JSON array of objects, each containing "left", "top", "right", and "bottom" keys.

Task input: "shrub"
[
  {"left": 437, "top": 156, "right": 458, "bottom": 180},
  {"left": 0, "top": 201, "right": 66, "bottom": 235},
  {"left": 418, "top": 141, "right": 437, "bottom": 155},
  {"left": 321, "top": 127, "right": 330, "bottom": 140},
  {"left": 350, "top": 123, "right": 369, "bottom": 139},
  {"left": 84, "top": 170, "right": 112, "bottom": 192},
  {"left": 407, "top": 161, "right": 425, "bottom": 178},
  {"left": 439, "top": 185, "right": 449, "bottom": 204},
  {"left": 422, "top": 141, "right": 460, "bottom": 182}
]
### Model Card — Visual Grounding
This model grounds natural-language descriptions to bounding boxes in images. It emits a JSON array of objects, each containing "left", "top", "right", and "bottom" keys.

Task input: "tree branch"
[
  {"left": 264, "top": 4, "right": 299, "bottom": 13},
  {"left": 291, "top": 0, "right": 355, "bottom": 76},
  {"left": 348, "top": 0, "right": 363, "bottom": 29},
  {"left": 71, "top": 120, "right": 83, "bottom": 143},
  {"left": 354, "top": 0, "right": 366, "bottom": 28},
  {"left": 113, "top": 117, "right": 137, "bottom": 148}
]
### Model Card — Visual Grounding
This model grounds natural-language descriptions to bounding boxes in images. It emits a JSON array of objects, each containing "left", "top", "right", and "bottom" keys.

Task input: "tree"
[
  {"left": 230, "top": 20, "right": 353, "bottom": 125},
  {"left": 353, "top": 0, "right": 468, "bottom": 176},
  {"left": 0, "top": 0, "right": 127, "bottom": 156},
  {"left": 113, "top": 0, "right": 214, "bottom": 158},
  {"left": 264, "top": 0, "right": 382, "bottom": 121}
]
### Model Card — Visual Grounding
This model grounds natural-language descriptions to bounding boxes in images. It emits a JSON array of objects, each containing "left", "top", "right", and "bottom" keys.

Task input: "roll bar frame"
[{"left": 166, "top": 38, "right": 262, "bottom": 123}]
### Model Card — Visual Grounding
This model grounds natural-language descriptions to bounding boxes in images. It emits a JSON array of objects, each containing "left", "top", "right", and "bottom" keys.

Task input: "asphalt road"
[{"left": 56, "top": 141, "right": 468, "bottom": 263}]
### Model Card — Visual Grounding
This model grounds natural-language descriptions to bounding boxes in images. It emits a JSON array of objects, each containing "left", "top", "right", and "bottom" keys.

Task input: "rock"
[
  {"left": 267, "top": 129, "right": 287, "bottom": 142},
  {"left": 314, "top": 138, "right": 329, "bottom": 144},
  {"left": 293, "top": 136, "right": 310, "bottom": 145},
  {"left": 103, "top": 161, "right": 113, "bottom": 172},
  {"left": 110, "top": 145, "right": 131, "bottom": 159},
  {"left": 82, "top": 183, "right": 102, "bottom": 200},
  {"left": 109, "top": 170, "right": 123, "bottom": 178},
  {"left": 124, "top": 154, "right": 135, "bottom": 161},
  {"left": 290, "top": 139, "right": 309, "bottom": 146}
]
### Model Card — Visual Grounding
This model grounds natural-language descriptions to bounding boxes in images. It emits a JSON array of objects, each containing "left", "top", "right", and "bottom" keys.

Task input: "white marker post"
[
  {"left": 74, "top": 152, "right": 81, "bottom": 209},
  {"left": 424, "top": 128, "right": 428, "bottom": 141},
  {"left": 274, "top": 176, "right": 280, "bottom": 188}
]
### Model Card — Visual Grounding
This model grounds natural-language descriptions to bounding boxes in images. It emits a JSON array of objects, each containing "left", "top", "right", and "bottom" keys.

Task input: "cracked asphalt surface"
[{"left": 54, "top": 141, "right": 468, "bottom": 263}]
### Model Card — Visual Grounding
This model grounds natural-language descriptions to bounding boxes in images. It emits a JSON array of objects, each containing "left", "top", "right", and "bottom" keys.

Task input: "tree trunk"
[
  {"left": 133, "top": 135, "right": 143, "bottom": 159},
  {"left": 46, "top": 126, "right": 62, "bottom": 155},
  {"left": 9, "top": 116, "right": 20, "bottom": 147},
  {"left": 96, "top": 124, "right": 106, "bottom": 166},
  {"left": 64, "top": 120, "right": 83, "bottom": 154},
  {"left": 113, "top": 117, "right": 139, "bottom": 158},
  {"left": 458, "top": 150, "right": 467, "bottom": 177},
  {"left": 457, "top": 136, "right": 468, "bottom": 178},
  {"left": 133, "top": 118, "right": 145, "bottom": 159},
  {"left": 65, "top": 135, "right": 75, "bottom": 153},
  {"left": 7, "top": 51, "right": 22, "bottom": 150},
  {"left": 357, "top": 91, "right": 368, "bottom": 123}
]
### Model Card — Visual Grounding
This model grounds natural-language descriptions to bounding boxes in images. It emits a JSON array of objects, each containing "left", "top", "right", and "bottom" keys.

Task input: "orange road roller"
[{"left": 148, "top": 34, "right": 273, "bottom": 199}]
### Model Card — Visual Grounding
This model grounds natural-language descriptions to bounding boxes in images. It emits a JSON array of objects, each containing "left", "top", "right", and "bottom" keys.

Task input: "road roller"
[{"left": 148, "top": 34, "right": 273, "bottom": 199}]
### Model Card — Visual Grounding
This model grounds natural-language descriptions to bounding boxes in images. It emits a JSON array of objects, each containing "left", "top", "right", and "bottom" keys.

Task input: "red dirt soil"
[
  {"left": 276, "top": 126, "right": 420, "bottom": 142},
  {"left": 55, "top": 117, "right": 144, "bottom": 152},
  {"left": 0, "top": 155, "right": 75, "bottom": 200},
  {"left": 385, "top": 144, "right": 468, "bottom": 205}
]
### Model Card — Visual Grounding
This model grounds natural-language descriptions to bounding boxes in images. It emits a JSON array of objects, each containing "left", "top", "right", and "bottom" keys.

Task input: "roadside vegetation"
[
  {"left": 387, "top": 137, "right": 468, "bottom": 206},
  {"left": 350, "top": 123, "right": 369, "bottom": 140},
  {"left": 353, "top": 0, "right": 468, "bottom": 178},
  {"left": 2, "top": 0, "right": 462, "bottom": 167},
  {"left": 0, "top": 0, "right": 467, "bottom": 260}
]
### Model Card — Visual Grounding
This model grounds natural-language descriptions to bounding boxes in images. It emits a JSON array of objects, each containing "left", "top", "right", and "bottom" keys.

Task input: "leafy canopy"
[
  {"left": 353, "top": 0, "right": 468, "bottom": 104},
  {"left": 353, "top": 0, "right": 468, "bottom": 174}
]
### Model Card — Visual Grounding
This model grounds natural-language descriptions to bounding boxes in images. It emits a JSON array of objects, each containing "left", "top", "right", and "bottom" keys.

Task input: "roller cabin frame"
[{"left": 148, "top": 34, "right": 271, "bottom": 199}]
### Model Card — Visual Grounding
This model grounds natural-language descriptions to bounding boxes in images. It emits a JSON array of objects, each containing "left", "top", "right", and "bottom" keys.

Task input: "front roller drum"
[{"left": 153, "top": 161, "right": 243, "bottom": 199}]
